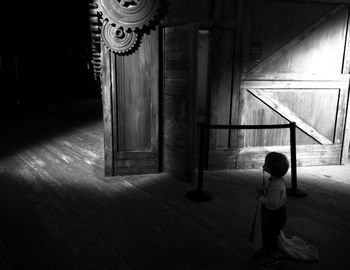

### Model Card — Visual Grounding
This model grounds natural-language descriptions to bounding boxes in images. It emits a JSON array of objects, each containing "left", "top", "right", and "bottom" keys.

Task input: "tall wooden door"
[
  {"left": 163, "top": 24, "right": 199, "bottom": 181},
  {"left": 207, "top": 27, "right": 237, "bottom": 170},
  {"left": 101, "top": 28, "right": 160, "bottom": 176},
  {"left": 237, "top": 1, "right": 350, "bottom": 168}
]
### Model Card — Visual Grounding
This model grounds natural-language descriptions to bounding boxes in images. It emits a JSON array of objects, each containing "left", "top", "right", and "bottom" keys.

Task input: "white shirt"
[{"left": 259, "top": 178, "right": 286, "bottom": 210}]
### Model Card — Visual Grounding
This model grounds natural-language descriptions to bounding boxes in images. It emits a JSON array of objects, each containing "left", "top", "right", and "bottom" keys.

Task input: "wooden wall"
[
  {"left": 208, "top": 0, "right": 350, "bottom": 170},
  {"left": 101, "top": 0, "right": 350, "bottom": 177},
  {"left": 101, "top": 0, "right": 237, "bottom": 177},
  {"left": 161, "top": 0, "right": 237, "bottom": 180},
  {"left": 165, "top": 0, "right": 236, "bottom": 22}
]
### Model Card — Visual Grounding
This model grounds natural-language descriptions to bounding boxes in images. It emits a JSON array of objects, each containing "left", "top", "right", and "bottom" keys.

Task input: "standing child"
[{"left": 257, "top": 152, "right": 289, "bottom": 265}]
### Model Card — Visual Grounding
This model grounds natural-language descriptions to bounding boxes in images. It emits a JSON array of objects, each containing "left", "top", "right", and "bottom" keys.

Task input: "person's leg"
[
  {"left": 266, "top": 217, "right": 279, "bottom": 252},
  {"left": 261, "top": 206, "right": 271, "bottom": 255},
  {"left": 259, "top": 208, "right": 283, "bottom": 265},
  {"left": 279, "top": 204, "right": 287, "bottom": 230},
  {"left": 269, "top": 205, "right": 287, "bottom": 252},
  {"left": 263, "top": 208, "right": 280, "bottom": 252}
]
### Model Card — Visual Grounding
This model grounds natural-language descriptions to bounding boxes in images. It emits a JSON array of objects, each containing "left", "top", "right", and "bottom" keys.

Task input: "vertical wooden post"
[
  {"left": 235, "top": 0, "right": 252, "bottom": 150},
  {"left": 342, "top": 94, "right": 350, "bottom": 164},
  {"left": 287, "top": 122, "right": 307, "bottom": 197},
  {"left": 101, "top": 46, "right": 114, "bottom": 176},
  {"left": 341, "top": 7, "right": 350, "bottom": 165}
]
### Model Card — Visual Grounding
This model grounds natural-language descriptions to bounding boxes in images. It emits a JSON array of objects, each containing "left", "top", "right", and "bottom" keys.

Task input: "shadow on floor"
[{"left": 1, "top": 168, "right": 349, "bottom": 269}]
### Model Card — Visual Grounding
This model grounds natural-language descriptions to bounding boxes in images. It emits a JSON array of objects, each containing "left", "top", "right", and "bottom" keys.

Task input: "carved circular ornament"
[
  {"left": 98, "top": 0, "right": 161, "bottom": 30},
  {"left": 101, "top": 21, "right": 139, "bottom": 54}
]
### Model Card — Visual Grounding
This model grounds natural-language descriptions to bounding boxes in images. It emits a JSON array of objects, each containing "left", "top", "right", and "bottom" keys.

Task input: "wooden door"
[
  {"left": 207, "top": 1, "right": 350, "bottom": 170},
  {"left": 101, "top": 28, "right": 160, "bottom": 176},
  {"left": 238, "top": 1, "right": 350, "bottom": 168},
  {"left": 207, "top": 28, "right": 237, "bottom": 170},
  {"left": 163, "top": 24, "right": 198, "bottom": 181}
]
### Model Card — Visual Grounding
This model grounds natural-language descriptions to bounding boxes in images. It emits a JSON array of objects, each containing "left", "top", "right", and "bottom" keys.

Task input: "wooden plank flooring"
[{"left": 0, "top": 99, "right": 350, "bottom": 269}]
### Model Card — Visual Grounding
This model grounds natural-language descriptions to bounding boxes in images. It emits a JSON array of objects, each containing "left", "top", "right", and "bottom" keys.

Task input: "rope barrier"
[{"left": 186, "top": 122, "right": 307, "bottom": 202}]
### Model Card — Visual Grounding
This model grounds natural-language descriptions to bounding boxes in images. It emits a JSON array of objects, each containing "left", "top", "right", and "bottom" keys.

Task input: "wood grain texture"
[
  {"left": 241, "top": 80, "right": 349, "bottom": 89},
  {"left": 233, "top": 0, "right": 252, "bottom": 150},
  {"left": 247, "top": 88, "right": 334, "bottom": 145},
  {"left": 233, "top": 2, "right": 350, "bottom": 168},
  {"left": 242, "top": 72, "right": 350, "bottom": 81},
  {"left": 101, "top": 46, "right": 114, "bottom": 176},
  {"left": 240, "top": 73, "right": 350, "bottom": 149},
  {"left": 0, "top": 99, "right": 350, "bottom": 269},
  {"left": 264, "top": 6, "right": 348, "bottom": 74},
  {"left": 265, "top": 89, "right": 339, "bottom": 142},
  {"left": 248, "top": 0, "right": 332, "bottom": 71},
  {"left": 163, "top": 24, "right": 198, "bottom": 182},
  {"left": 209, "top": 29, "right": 235, "bottom": 149},
  {"left": 342, "top": 96, "right": 350, "bottom": 164},
  {"left": 112, "top": 28, "right": 160, "bottom": 175},
  {"left": 341, "top": 7, "right": 350, "bottom": 164},
  {"left": 250, "top": 4, "right": 345, "bottom": 73},
  {"left": 209, "top": 144, "right": 342, "bottom": 170}
]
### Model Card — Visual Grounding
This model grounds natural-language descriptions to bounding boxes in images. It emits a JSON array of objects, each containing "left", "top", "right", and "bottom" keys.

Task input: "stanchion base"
[
  {"left": 286, "top": 187, "right": 308, "bottom": 197},
  {"left": 186, "top": 190, "right": 213, "bottom": 202}
]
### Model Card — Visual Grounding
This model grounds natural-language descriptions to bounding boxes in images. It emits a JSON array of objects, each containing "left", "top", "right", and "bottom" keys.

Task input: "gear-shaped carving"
[
  {"left": 97, "top": 0, "right": 161, "bottom": 31},
  {"left": 101, "top": 22, "right": 140, "bottom": 54},
  {"left": 89, "top": 0, "right": 102, "bottom": 80}
]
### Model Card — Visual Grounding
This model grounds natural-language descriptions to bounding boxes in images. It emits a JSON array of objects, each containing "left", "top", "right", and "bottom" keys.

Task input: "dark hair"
[{"left": 265, "top": 152, "right": 289, "bottom": 178}]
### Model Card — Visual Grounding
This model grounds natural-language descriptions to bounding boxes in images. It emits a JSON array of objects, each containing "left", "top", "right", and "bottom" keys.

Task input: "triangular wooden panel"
[
  {"left": 250, "top": 0, "right": 334, "bottom": 69},
  {"left": 241, "top": 89, "right": 316, "bottom": 147},
  {"left": 262, "top": 89, "right": 339, "bottom": 142},
  {"left": 255, "top": 7, "right": 348, "bottom": 73}
]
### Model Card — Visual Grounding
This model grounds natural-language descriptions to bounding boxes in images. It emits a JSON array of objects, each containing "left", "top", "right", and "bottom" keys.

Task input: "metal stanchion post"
[
  {"left": 186, "top": 122, "right": 213, "bottom": 201},
  {"left": 287, "top": 122, "right": 307, "bottom": 197}
]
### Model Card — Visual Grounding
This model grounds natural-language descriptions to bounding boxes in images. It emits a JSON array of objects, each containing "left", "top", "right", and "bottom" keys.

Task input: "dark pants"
[{"left": 261, "top": 204, "right": 287, "bottom": 253}]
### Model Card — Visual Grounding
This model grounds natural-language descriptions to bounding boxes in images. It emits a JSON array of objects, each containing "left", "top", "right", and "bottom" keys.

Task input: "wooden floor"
[{"left": 0, "top": 99, "right": 349, "bottom": 270}]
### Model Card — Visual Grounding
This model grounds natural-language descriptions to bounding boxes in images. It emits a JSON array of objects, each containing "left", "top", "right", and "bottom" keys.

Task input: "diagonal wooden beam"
[
  {"left": 249, "top": 5, "right": 346, "bottom": 73},
  {"left": 247, "top": 88, "right": 333, "bottom": 145}
]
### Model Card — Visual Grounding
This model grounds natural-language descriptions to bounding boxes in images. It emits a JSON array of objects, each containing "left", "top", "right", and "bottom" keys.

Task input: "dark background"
[{"left": 0, "top": 1, "right": 98, "bottom": 120}]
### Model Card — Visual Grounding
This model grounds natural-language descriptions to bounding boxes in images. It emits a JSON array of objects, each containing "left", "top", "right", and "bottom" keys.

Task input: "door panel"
[
  {"left": 116, "top": 29, "right": 159, "bottom": 174},
  {"left": 209, "top": 29, "right": 235, "bottom": 149},
  {"left": 208, "top": 1, "right": 350, "bottom": 169},
  {"left": 263, "top": 89, "right": 339, "bottom": 142},
  {"left": 238, "top": 3, "right": 350, "bottom": 168},
  {"left": 101, "top": 28, "right": 160, "bottom": 175},
  {"left": 207, "top": 27, "right": 242, "bottom": 169},
  {"left": 163, "top": 24, "right": 198, "bottom": 181}
]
